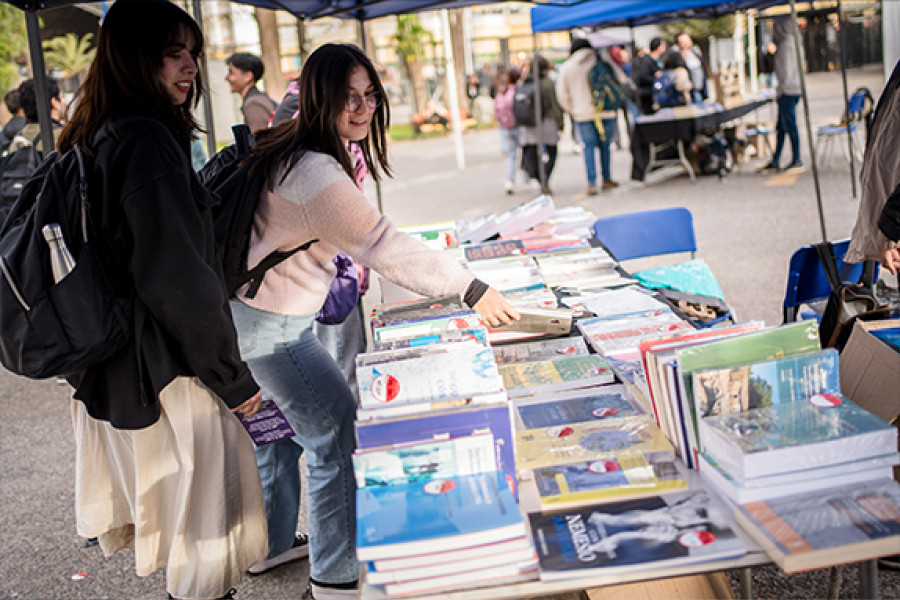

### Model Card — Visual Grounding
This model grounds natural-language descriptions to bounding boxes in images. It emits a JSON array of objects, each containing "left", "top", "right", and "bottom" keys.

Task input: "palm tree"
[
  {"left": 0, "top": 5, "right": 27, "bottom": 97},
  {"left": 42, "top": 33, "right": 95, "bottom": 86},
  {"left": 393, "top": 14, "right": 432, "bottom": 118}
]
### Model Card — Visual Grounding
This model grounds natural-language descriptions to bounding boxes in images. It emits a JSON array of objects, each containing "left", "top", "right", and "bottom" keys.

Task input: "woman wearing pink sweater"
[{"left": 231, "top": 43, "right": 518, "bottom": 600}]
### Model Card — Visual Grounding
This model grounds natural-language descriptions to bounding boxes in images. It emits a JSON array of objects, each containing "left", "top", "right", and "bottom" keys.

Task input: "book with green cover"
[
  {"left": 675, "top": 320, "right": 821, "bottom": 466},
  {"left": 498, "top": 354, "right": 614, "bottom": 398},
  {"left": 532, "top": 451, "right": 688, "bottom": 509},
  {"left": 691, "top": 348, "right": 840, "bottom": 420},
  {"left": 515, "top": 415, "right": 675, "bottom": 470}
]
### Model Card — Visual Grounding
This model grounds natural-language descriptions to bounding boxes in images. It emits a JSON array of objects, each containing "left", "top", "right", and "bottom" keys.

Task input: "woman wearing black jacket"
[{"left": 56, "top": 2, "right": 267, "bottom": 599}]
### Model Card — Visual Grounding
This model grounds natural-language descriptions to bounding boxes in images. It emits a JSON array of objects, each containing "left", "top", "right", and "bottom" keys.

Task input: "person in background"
[
  {"left": 225, "top": 52, "right": 276, "bottom": 133},
  {"left": 610, "top": 45, "right": 639, "bottom": 143},
  {"left": 677, "top": 33, "right": 708, "bottom": 102},
  {"left": 632, "top": 37, "right": 667, "bottom": 114},
  {"left": 556, "top": 38, "right": 613, "bottom": 196},
  {"left": 15, "top": 76, "right": 66, "bottom": 148},
  {"left": 519, "top": 55, "right": 563, "bottom": 195},
  {"left": 759, "top": 41, "right": 777, "bottom": 89},
  {"left": 232, "top": 42, "right": 519, "bottom": 600},
  {"left": 1, "top": 89, "right": 26, "bottom": 146},
  {"left": 57, "top": 2, "right": 268, "bottom": 599},
  {"left": 493, "top": 65, "right": 521, "bottom": 194},
  {"left": 758, "top": 16, "right": 804, "bottom": 173},
  {"left": 846, "top": 58, "right": 900, "bottom": 280}
]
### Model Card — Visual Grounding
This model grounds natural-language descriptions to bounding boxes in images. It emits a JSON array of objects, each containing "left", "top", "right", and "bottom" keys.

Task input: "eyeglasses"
[{"left": 346, "top": 92, "right": 381, "bottom": 112}]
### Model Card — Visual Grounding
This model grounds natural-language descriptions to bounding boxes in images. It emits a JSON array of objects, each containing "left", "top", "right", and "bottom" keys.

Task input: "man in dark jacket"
[
  {"left": 1, "top": 89, "right": 26, "bottom": 148},
  {"left": 632, "top": 37, "right": 667, "bottom": 114}
]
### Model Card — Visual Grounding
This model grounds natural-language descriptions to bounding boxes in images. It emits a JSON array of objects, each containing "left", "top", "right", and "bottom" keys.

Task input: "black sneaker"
[
  {"left": 879, "top": 554, "right": 900, "bottom": 571},
  {"left": 247, "top": 532, "right": 310, "bottom": 575},
  {"left": 757, "top": 161, "right": 780, "bottom": 173},
  {"left": 169, "top": 591, "right": 235, "bottom": 600},
  {"left": 785, "top": 160, "right": 805, "bottom": 172}
]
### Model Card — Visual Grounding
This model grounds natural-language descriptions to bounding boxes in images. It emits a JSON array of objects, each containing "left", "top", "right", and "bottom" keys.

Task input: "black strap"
[
  {"left": 813, "top": 241, "right": 842, "bottom": 292},
  {"left": 244, "top": 238, "right": 319, "bottom": 298}
]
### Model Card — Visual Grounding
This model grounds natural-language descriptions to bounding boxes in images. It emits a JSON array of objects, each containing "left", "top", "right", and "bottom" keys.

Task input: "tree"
[
  {"left": 43, "top": 33, "right": 95, "bottom": 86},
  {"left": 393, "top": 14, "right": 432, "bottom": 118},
  {"left": 255, "top": 7, "right": 287, "bottom": 102},
  {"left": 0, "top": 5, "right": 27, "bottom": 97}
]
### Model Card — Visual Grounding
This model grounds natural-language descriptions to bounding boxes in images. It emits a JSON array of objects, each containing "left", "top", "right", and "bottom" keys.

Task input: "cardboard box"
[{"left": 840, "top": 319, "right": 900, "bottom": 480}]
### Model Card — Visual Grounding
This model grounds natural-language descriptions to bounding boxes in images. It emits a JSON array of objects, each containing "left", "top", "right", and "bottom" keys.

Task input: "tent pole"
[
  {"left": 441, "top": 9, "right": 466, "bottom": 170},
  {"left": 25, "top": 11, "right": 54, "bottom": 156},
  {"left": 191, "top": 0, "right": 216, "bottom": 155},
  {"left": 836, "top": 0, "right": 857, "bottom": 198},
  {"left": 790, "top": 0, "right": 827, "bottom": 242},
  {"left": 532, "top": 33, "right": 545, "bottom": 188},
  {"left": 748, "top": 10, "right": 758, "bottom": 95}
]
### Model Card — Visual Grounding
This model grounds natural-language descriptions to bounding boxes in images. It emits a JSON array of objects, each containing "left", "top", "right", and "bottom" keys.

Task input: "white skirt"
[{"left": 71, "top": 376, "right": 268, "bottom": 600}]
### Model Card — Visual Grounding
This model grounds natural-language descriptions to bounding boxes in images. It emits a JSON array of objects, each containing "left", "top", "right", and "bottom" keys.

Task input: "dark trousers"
[
  {"left": 521, "top": 144, "right": 558, "bottom": 186},
  {"left": 773, "top": 94, "right": 801, "bottom": 165}
]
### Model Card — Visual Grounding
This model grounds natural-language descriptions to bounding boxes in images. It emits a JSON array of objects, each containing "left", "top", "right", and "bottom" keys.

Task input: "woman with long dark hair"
[
  {"left": 60, "top": 2, "right": 267, "bottom": 599},
  {"left": 233, "top": 42, "right": 519, "bottom": 599}
]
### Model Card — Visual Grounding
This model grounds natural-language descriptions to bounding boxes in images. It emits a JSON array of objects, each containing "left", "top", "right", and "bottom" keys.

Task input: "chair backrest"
[
  {"left": 782, "top": 238, "right": 880, "bottom": 323},
  {"left": 591, "top": 207, "right": 696, "bottom": 261}
]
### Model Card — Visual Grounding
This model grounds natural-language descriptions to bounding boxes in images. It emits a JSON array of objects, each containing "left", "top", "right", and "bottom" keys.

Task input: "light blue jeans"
[
  {"left": 231, "top": 300, "right": 358, "bottom": 586},
  {"left": 577, "top": 119, "right": 616, "bottom": 184},
  {"left": 499, "top": 126, "right": 520, "bottom": 183}
]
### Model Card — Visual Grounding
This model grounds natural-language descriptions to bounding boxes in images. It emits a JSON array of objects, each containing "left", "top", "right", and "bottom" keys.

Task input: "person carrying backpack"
[
  {"left": 518, "top": 55, "right": 563, "bottom": 195},
  {"left": 493, "top": 65, "right": 521, "bottom": 194},
  {"left": 0, "top": 77, "right": 66, "bottom": 223},
  {"left": 53, "top": 3, "right": 268, "bottom": 599},
  {"left": 557, "top": 39, "right": 621, "bottom": 195},
  {"left": 230, "top": 43, "right": 520, "bottom": 600}
]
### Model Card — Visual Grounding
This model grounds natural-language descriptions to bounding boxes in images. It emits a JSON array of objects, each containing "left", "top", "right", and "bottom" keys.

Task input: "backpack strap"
[
  {"left": 813, "top": 241, "right": 842, "bottom": 291},
  {"left": 243, "top": 238, "right": 319, "bottom": 298}
]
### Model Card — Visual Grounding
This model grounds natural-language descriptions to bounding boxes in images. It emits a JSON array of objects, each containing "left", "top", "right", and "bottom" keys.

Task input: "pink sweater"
[{"left": 237, "top": 150, "right": 474, "bottom": 315}]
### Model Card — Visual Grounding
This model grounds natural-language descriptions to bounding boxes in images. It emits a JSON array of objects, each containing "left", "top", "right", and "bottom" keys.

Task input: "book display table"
[
  {"left": 630, "top": 96, "right": 774, "bottom": 182},
  {"left": 359, "top": 211, "right": 895, "bottom": 600}
]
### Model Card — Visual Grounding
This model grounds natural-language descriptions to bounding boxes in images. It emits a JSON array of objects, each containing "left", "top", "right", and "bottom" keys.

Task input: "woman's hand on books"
[
  {"left": 881, "top": 247, "right": 900, "bottom": 275},
  {"left": 474, "top": 287, "right": 521, "bottom": 327},
  {"left": 232, "top": 390, "right": 263, "bottom": 417}
]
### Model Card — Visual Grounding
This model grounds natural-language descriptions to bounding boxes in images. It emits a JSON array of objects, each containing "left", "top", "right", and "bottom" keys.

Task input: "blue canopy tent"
[{"left": 529, "top": 0, "right": 862, "bottom": 243}]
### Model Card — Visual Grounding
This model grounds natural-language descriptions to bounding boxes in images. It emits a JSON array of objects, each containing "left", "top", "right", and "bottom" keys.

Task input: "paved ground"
[{"left": 1, "top": 65, "right": 898, "bottom": 600}]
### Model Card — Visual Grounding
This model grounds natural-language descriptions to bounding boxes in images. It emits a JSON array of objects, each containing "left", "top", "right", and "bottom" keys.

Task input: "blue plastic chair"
[
  {"left": 592, "top": 207, "right": 733, "bottom": 327},
  {"left": 782, "top": 238, "right": 880, "bottom": 323},
  {"left": 815, "top": 88, "right": 871, "bottom": 166},
  {"left": 591, "top": 207, "right": 696, "bottom": 262}
]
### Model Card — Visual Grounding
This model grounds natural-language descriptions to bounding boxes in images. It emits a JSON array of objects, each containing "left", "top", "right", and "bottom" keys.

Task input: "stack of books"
[{"left": 354, "top": 295, "right": 539, "bottom": 596}]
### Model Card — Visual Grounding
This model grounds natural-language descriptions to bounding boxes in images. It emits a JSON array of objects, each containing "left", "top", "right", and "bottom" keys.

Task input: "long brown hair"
[
  {"left": 248, "top": 43, "right": 391, "bottom": 189},
  {"left": 57, "top": 0, "right": 205, "bottom": 154}
]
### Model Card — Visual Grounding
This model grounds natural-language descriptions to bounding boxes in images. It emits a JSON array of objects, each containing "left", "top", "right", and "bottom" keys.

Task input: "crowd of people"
[{"left": 487, "top": 25, "right": 815, "bottom": 194}]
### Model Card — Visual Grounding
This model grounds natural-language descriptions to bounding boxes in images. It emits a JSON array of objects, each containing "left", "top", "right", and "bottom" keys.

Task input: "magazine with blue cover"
[
  {"left": 356, "top": 470, "right": 526, "bottom": 561},
  {"left": 513, "top": 385, "right": 642, "bottom": 429},
  {"left": 354, "top": 402, "right": 517, "bottom": 498}
]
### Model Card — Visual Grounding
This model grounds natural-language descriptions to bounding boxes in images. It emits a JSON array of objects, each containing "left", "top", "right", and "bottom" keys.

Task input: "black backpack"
[
  {"left": 513, "top": 79, "right": 539, "bottom": 127},
  {"left": 0, "top": 135, "right": 43, "bottom": 226},
  {"left": 0, "top": 144, "right": 131, "bottom": 379},
  {"left": 198, "top": 124, "right": 317, "bottom": 298}
]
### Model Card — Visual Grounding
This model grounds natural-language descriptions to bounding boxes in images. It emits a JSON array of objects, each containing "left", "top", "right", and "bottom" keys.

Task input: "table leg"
[
  {"left": 676, "top": 140, "right": 696, "bottom": 182},
  {"left": 738, "top": 567, "right": 753, "bottom": 600},
  {"left": 858, "top": 560, "right": 879, "bottom": 600}
]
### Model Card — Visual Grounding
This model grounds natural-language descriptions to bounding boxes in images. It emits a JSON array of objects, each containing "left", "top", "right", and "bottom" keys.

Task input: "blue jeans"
[
  {"left": 773, "top": 94, "right": 801, "bottom": 165},
  {"left": 499, "top": 127, "right": 520, "bottom": 183},
  {"left": 577, "top": 119, "right": 616, "bottom": 184},
  {"left": 231, "top": 300, "right": 358, "bottom": 586}
]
